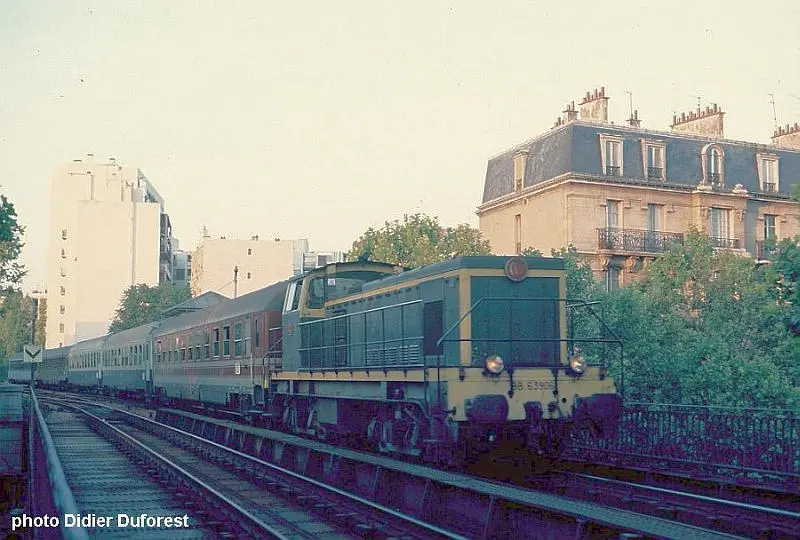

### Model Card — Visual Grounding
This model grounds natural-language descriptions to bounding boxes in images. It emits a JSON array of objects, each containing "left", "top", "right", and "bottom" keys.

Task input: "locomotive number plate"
[{"left": 511, "top": 380, "right": 555, "bottom": 392}]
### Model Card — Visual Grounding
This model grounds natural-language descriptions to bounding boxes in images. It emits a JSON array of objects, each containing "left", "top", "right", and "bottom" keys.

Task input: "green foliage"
[
  {"left": 602, "top": 229, "right": 799, "bottom": 408},
  {"left": 35, "top": 297, "right": 47, "bottom": 347},
  {"left": 0, "top": 291, "right": 36, "bottom": 380},
  {"left": 346, "top": 213, "right": 491, "bottom": 268},
  {"left": 0, "top": 192, "right": 27, "bottom": 380},
  {"left": 767, "top": 235, "right": 800, "bottom": 334},
  {"left": 109, "top": 283, "right": 192, "bottom": 333},
  {"left": 0, "top": 193, "right": 26, "bottom": 289}
]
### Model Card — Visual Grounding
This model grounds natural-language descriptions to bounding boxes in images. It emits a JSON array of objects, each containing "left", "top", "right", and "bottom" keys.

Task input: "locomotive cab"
[{"left": 280, "top": 261, "right": 403, "bottom": 372}]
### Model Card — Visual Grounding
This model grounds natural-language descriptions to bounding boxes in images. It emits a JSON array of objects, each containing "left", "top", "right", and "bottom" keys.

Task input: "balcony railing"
[
  {"left": 598, "top": 227, "right": 684, "bottom": 253},
  {"left": 647, "top": 167, "right": 663, "bottom": 180},
  {"left": 605, "top": 165, "right": 621, "bottom": 177},
  {"left": 756, "top": 240, "right": 776, "bottom": 260},
  {"left": 706, "top": 172, "right": 722, "bottom": 185},
  {"left": 761, "top": 182, "right": 777, "bottom": 193},
  {"left": 708, "top": 236, "right": 740, "bottom": 249}
]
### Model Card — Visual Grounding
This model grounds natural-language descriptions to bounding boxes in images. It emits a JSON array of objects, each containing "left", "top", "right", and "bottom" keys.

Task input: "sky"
[{"left": 2, "top": 1, "right": 799, "bottom": 292}]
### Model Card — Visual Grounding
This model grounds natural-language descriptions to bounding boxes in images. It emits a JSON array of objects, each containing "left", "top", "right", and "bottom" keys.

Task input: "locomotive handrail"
[
  {"left": 296, "top": 300, "right": 426, "bottom": 370},
  {"left": 435, "top": 297, "right": 622, "bottom": 348}
]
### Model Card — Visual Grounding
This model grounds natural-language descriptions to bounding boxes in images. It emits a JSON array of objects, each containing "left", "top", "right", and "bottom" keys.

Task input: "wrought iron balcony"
[
  {"left": 598, "top": 227, "right": 684, "bottom": 253},
  {"left": 647, "top": 167, "right": 663, "bottom": 180},
  {"left": 761, "top": 182, "right": 777, "bottom": 193},
  {"left": 706, "top": 172, "right": 721, "bottom": 185},
  {"left": 605, "top": 165, "right": 621, "bottom": 177},
  {"left": 708, "top": 236, "right": 740, "bottom": 249},
  {"left": 756, "top": 240, "right": 776, "bottom": 260}
]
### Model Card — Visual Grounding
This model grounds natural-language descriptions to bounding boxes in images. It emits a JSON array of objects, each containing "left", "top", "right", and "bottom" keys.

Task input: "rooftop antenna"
[
  {"left": 769, "top": 93, "right": 778, "bottom": 130},
  {"left": 623, "top": 90, "right": 633, "bottom": 119}
]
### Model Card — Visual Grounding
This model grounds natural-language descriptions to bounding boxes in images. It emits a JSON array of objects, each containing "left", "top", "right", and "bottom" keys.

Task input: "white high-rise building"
[{"left": 46, "top": 154, "right": 173, "bottom": 347}]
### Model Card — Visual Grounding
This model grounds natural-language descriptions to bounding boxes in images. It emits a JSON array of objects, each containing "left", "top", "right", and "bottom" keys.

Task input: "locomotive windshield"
[{"left": 306, "top": 270, "right": 393, "bottom": 308}]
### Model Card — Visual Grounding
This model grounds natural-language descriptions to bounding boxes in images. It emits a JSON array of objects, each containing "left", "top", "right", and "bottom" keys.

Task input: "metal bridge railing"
[
  {"left": 568, "top": 402, "right": 800, "bottom": 478},
  {"left": 29, "top": 389, "right": 88, "bottom": 540}
]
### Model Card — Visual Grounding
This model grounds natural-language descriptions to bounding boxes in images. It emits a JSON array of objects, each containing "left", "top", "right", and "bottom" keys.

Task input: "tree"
[
  {"left": 601, "top": 229, "right": 798, "bottom": 408},
  {"left": 0, "top": 193, "right": 26, "bottom": 289},
  {"left": 109, "top": 283, "right": 192, "bottom": 333},
  {"left": 346, "top": 213, "right": 491, "bottom": 268},
  {"left": 34, "top": 297, "right": 47, "bottom": 347}
]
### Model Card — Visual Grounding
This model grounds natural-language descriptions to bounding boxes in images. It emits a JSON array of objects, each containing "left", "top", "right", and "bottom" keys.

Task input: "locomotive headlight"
[
  {"left": 568, "top": 354, "right": 587, "bottom": 375},
  {"left": 485, "top": 355, "right": 504, "bottom": 375}
]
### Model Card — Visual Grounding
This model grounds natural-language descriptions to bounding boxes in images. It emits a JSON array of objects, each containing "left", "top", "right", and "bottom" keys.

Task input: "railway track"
[
  {"left": 526, "top": 470, "right": 800, "bottom": 538},
  {"left": 41, "top": 396, "right": 467, "bottom": 539},
  {"left": 39, "top": 390, "right": 798, "bottom": 538},
  {"left": 36, "top": 400, "right": 278, "bottom": 538}
]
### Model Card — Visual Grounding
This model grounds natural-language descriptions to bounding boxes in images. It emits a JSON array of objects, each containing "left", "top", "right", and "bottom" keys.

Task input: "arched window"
[{"left": 701, "top": 143, "right": 725, "bottom": 187}]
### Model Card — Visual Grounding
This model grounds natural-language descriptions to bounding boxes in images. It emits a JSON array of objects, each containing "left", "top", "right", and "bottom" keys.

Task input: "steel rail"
[
  {"left": 29, "top": 389, "right": 89, "bottom": 540},
  {"left": 46, "top": 396, "right": 466, "bottom": 540},
  {"left": 41, "top": 398, "right": 291, "bottom": 540},
  {"left": 576, "top": 473, "right": 800, "bottom": 520}
]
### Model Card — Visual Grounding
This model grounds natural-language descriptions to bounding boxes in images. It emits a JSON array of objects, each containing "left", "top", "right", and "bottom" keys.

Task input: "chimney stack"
[
  {"left": 626, "top": 109, "right": 642, "bottom": 128},
  {"left": 670, "top": 103, "right": 724, "bottom": 137},
  {"left": 771, "top": 122, "right": 800, "bottom": 150},
  {"left": 562, "top": 101, "right": 578, "bottom": 123},
  {"left": 578, "top": 87, "right": 609, "bottom": 123}
]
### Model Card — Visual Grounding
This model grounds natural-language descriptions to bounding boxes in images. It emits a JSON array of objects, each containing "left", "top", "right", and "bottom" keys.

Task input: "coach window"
[
  {"left": 234, "top": 323, "right": 243, "bottom": 357},
  {"left": 223, "top": 326, "right": 231, "bottom": 356},
  {"left": 423, "top": 301, "right": 444, "bottom": 355}
]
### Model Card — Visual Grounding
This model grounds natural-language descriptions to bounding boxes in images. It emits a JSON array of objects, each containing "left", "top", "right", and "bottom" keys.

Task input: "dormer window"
[
  {"left": 641, "top": 139, "right": 666, "bottom": 181},
  {"left": 513, "top": 150, "right": 528, "bottom": 192},
  {"left": 756, "top": 153, "right": 779, "bottom": 193},
  {"left": 701, "top": 143, "right": 724, "bottom": 187},
  {"left": 599, "top": 134, "right": 623, "bottom": 177}
]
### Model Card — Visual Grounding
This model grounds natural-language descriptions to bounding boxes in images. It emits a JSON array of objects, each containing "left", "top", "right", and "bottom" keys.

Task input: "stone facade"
[{"left": 478, "top": 89, "right": 800, "bottom": 291}]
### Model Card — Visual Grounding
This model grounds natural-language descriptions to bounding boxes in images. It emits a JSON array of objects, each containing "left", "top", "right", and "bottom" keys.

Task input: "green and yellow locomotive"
[{"left": 265, "top": 255, "right": 622, "bottom": 464}]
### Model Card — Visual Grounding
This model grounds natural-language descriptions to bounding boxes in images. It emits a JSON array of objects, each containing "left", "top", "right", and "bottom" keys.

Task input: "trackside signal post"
[{"left": 24, "top": 297, "right": 43, "bottom": 388}]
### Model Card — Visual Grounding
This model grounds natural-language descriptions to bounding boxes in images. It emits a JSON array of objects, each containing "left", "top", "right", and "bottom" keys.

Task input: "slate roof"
[{"left": 482, "top": 121, "right": 800, "bottom": 205}]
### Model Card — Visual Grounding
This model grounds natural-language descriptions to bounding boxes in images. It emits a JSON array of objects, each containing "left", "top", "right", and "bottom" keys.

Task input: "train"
[{"left": 8, "top": 255, "right": 622, "bottom": 464}]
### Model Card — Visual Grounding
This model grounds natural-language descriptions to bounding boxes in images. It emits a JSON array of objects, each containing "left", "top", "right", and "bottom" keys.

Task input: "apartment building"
[
  {"left": 478, "top": 88, "right": 800, "bottom": 291},
  {"left": 190, "top": 235, "right": 308, "bottom": 297},
  {"left": 46, "top": 155, "right": 175, "bottom": 346}
]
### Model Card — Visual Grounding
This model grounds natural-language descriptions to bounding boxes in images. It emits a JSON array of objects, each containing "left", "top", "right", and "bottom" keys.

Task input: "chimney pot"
[{"left": 600, "top": 86, "right": 605, "bottom": 96}]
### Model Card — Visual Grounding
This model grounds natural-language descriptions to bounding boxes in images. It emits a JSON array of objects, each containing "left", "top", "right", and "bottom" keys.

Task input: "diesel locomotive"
[{"left": 8, "top": 255, "right": 622, "bottom": 464}]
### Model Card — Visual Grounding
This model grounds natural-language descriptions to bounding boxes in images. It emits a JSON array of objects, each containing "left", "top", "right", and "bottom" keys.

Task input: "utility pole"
[
  {"left": 30, "top": 297, "right": 38, "bottom": 387},
  {"left": 233, "top": 266, "right": 239, "bottom": 298}
]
